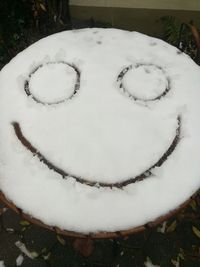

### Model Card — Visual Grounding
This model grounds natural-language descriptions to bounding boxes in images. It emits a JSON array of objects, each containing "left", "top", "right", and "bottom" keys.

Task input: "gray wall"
[
  {"left": 69, "top": 1, "right": 200, "bottom": 37},
  {"left": 70, "top": 0, "right": 200, "bottom": 11}
]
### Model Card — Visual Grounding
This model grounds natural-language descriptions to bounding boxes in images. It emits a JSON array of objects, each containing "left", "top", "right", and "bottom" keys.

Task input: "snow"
[
  {"left": 122, "top": 64, "right": 168, "bottom": 100},
  {"left": 0, "top": 261, "right": 5, "bottom": 267},
  {"left": 28, "top": 62, "right": 77, "bottom": 104},
  {"left": 15, "top": 241, "right": 38, "bottom": 259},
  {"left": 16, "top": 255, "right": 24, "bottom": 266},
  {"left": 0, "top": 28, "right": 200, "bottom": 234},
  {"left": 144, "top": 257, "right": 159, "bottom": 267}
]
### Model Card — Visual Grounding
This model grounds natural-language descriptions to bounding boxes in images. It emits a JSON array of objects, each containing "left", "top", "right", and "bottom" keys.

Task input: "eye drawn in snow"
[
  {"left": 0, "top": 28, "right": 200, "bottom": 234},
  {"left": 24, "top": 61, "right": 80, "bottom": 105},
  {"left": 15, "top": 61, "right": 180, "bottom": 188},
  {"left": 117, "top": 63, "right": 171, "bottom": 101}
]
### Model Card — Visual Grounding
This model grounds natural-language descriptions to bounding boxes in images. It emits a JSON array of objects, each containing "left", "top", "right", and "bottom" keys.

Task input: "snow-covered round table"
[{"left": 0, "top": 29, "right": 199, "bottom": 238}]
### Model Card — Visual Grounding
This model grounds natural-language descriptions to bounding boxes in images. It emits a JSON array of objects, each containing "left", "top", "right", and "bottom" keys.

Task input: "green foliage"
[
  {"left": 0, "top": 0, "right": 33, "bottom": 64},
  {"left": 160, "top": 16, "right": 200, "bottom": 64},
  {"left": 160, "top": 16, "right": 181, "bottom": 47},
  {"left": 0, "top": 0, "right": 71, "bottom": 68}
]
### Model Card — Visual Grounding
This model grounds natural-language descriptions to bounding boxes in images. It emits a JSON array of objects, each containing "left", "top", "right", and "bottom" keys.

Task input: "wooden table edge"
[{"left": 0, "top": 189, "right": 199, "bottom": 239}]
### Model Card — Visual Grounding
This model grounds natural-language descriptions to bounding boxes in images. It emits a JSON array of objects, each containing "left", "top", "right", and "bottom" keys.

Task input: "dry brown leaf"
[
  {"left": 73, "top": 238, "right": 94, "bottom": 257},
  {"left": 189, "top": 24, "right": 200, "bottom": 51}
]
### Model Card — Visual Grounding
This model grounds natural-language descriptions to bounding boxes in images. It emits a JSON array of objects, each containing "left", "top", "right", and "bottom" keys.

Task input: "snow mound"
[{"left": 0, "top": 28, "right": 199, "bottom": 234}]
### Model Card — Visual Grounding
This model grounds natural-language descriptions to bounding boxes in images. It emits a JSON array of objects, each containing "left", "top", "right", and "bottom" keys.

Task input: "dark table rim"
[{"left": 0, "top": 189, "right": 198, "bottom": 239}]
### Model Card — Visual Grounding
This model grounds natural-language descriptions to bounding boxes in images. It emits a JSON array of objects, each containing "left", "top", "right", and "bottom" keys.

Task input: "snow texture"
[
  {"left": 16, "top": 255, "right": 24, "bottom": 266},
  {"left": 29, "top": 62, "right": 77, "bottom": 104},
  {"left": 0, "top": 28, "right": 200, "bottom": 233},
  {"left": 144, "top": 258, "right": 159, "bottom": 267},
  {"left": 0, "top": 261, "right": 5, "bottom": 267},
  {"left": 123, "top": 64, "right": 168, "bottom": 100},
  {"left": 15, "top": 241, "right": 38, "bottom": 259}
]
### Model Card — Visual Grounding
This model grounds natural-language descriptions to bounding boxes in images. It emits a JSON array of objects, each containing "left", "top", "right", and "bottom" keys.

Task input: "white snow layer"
[
  {"left": 16, "top": 255, "right": 24, "bottom": 266},
  {"left": 29, "top": 62, "right": 77, "bottom": 104},
  {"left": 123, "top": 64, "right": 168, "bottom": 100},
  {"left": 0, "top": 28, "right": 199, "bottom": 234}
]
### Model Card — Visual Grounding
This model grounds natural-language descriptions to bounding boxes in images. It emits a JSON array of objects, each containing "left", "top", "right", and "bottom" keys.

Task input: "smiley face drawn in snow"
[
  {"left": 12, "top": 61, "right": 181, "bottom": 188},
  {"left": 0, "top": 29, "right": 200, "bottom": 234}
]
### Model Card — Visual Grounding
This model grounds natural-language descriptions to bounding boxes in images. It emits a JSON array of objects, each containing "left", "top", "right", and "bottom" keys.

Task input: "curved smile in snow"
[{"left": 12, "top": 117, "right": 181, "bottom": 189}]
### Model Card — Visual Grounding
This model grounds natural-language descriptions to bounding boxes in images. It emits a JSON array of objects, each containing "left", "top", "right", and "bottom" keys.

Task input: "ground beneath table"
[{"left": 0, "top": 191, "right": 199, "bottom": 267}]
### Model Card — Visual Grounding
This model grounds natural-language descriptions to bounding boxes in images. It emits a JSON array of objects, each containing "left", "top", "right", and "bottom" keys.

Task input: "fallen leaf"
[
  {"left": 190, "top": 199, "right": 197, "bottom": 211},
  {"left": 39, "top": 3, "right": 46, "bottom": 11},
  {"left": 166, "top": 220, "right": 177, "bottom": 233},
  {"left": 57, "top": 235, "right": 66, "bottom": 246},
  {"left": 15, "top": 241, "right": 38, "bottom": 259},
  {"left": 43, "top": 252, "right": 51, "bottom": 260},
  {"left": 20, "top": 220, "right": 30, "bottom": 226},
  {"left": 73, "top": 238, "right": 94, "bottom": 257},
  {"left": 192, "top": 226, "right": 200, "bottom": 238},
  {"left": 171, "top": 259, "right": 177, "bottom": 266},
  {"left": 144, "top": 257, "right": 160, "bottom": 267},
  {"left": 30, "top": 251, "right": 38, "bottom": 258}
]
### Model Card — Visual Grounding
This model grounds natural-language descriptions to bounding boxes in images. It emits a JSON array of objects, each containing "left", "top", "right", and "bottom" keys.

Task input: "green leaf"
[
  {"left": 192, "top": 226, "right": 200, "bottom": 238},
  {"left": 166, "top": 220, "right": 177, "bottom": 233},
  {"left": 57, "top": 235, "right": 66, "bottom": 246},
  {"left": 30, "top": 251, "right": 39, "bottom": 258},
  {"left": 190, "top": 199, "right": 197, "bottom": 211},
  {"left": 20, "top": 220, "right": 30, "bottom": 226},
  {"left": 41, "top": 247, "right": 47, "bottom": 254}
]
